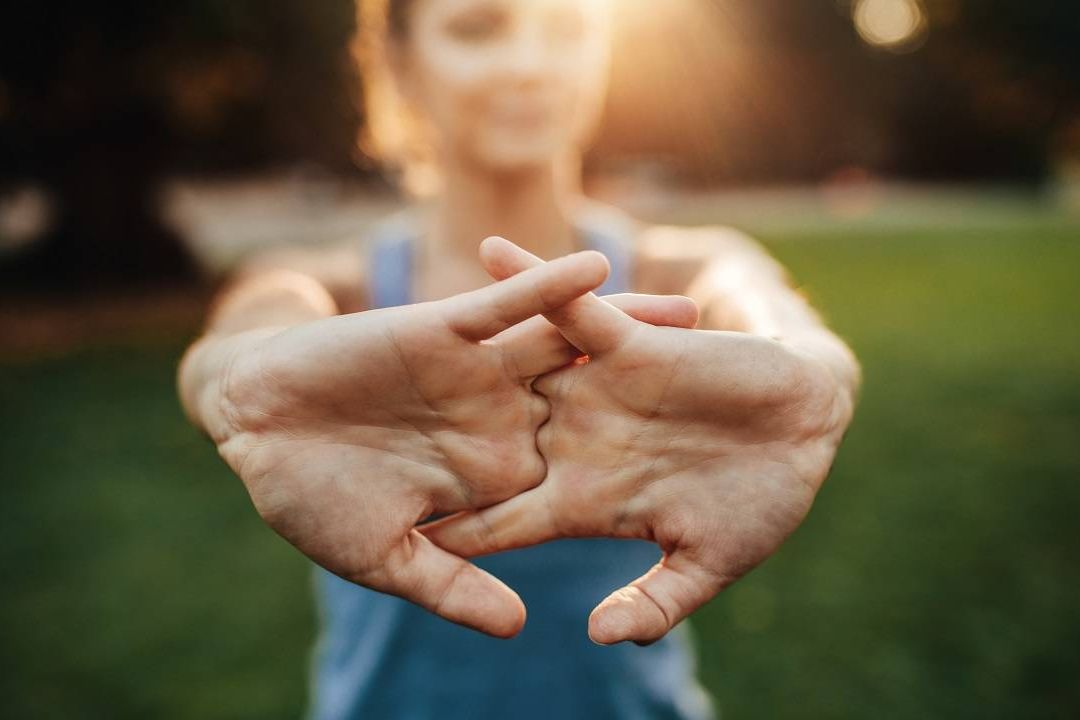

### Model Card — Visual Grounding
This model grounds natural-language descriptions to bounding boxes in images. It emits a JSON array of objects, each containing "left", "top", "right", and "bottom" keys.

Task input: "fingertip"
[
  {"left": 672, "top": 295, "right": 701, "bottom": 328},
  {"left": 587, "top": 604, "right": 627, "bottom": 645},
  {"left": 482, "top": 577, "right": 528, "bottom": 638},
  {"left": 478, "top": 235, "right": 507, "bottom": 257},
  {"left": 569, "top": 249, "right": 610, "bottom": 289},
  {"left": 587, "top": 587, "right": 668, "bottom": 645},
  {"left": 478, "top": 236, "right": 509, "bottom": 281},
  {"left": 478, "top": 236, "right": 507, "bottom": 268},
  {"left": 478, "top": 236, "right": 543, "bottom": 283},
  {"left": 402, "top": 531, "right": 529, "bottom": 638},
  {"left": 582, "top": 248, "right": 611, "bottom": 272},
  {"left": 492, "top": 596, "right": 528, "bottom": 639},
  {"left": 460, "top": 567, "right": 528, "bottom": 639}
]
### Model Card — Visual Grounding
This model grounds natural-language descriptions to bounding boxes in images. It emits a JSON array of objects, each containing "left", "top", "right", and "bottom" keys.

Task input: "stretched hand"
[
  {"left": 206, "top": 249, "right": 697, "bottom": 637},
  {"left": 424, "top": 237, "right": 854, "bottom": 644}
]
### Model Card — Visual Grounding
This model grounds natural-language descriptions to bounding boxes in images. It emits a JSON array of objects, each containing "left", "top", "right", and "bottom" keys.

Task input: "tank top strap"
[
  {"left": 366, "top": 212, "right": 417, "bottom": 310},
  {"left": 365, "top": 204, "right": 638, "bottom": 308},
  {"left": 575, "top": 203, "right": 638, "bottom": 296}
]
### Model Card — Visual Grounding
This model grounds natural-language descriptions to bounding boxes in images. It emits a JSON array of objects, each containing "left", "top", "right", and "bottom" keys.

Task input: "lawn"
[{"left": 2, "top": 206, "right": 1078, "bottom": 719}]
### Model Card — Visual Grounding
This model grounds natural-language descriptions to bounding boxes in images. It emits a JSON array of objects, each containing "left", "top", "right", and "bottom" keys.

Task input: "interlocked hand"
[
  {"left": 424, "top": 238, "right": 853, "bottom": 644},
  {"left": 208, "top": 248, "right": 697, "bottom": 637}
]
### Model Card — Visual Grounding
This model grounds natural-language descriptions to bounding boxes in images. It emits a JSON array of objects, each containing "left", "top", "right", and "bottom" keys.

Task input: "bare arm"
[
  {"left": 637, "top": 225, "right": 861, "bottom": 404},
  {"left": 176, "top": 241, "right": 658, "bottom": 636},
  {"left": 178, "top": 242, "right": 363, "bottom": 438},
  {"left": 425, "top": 233, "right": 863, "bottom": 644}
]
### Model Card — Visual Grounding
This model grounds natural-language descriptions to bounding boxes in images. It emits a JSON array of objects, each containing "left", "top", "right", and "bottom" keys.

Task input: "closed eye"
[{"left": 445, "top": 5, "right": 510, "bottom": 43}]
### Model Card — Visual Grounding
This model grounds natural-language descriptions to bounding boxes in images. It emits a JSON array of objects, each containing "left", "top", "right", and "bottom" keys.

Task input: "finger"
[
  {"left": 381, "top": 529, "right": 527, "bottom": 638},
  {"left": 443, "top": 246, "right": 610, "bottom": 342},
  {"left": 603, "top": 293, "right": 699, "bottom": 330},
  {"left": 493, "top": 294, "right": 699, "bottom": 378},
  {"left": 479, "top": 236, "right": 637, "bottom": 356},
  {"left": 587, "top": 552, "right": 727, "bottom": 645},
  {"left": 489, "top": 315, "right": 583, "bottom": 379},
  {"left": 420, "top": 485, "right": 560, "bottom": 558}
]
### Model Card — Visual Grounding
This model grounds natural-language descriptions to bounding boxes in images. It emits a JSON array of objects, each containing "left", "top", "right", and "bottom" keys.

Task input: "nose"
[{"left": 503, "top": 23, "right": 550, "bottom": 82}]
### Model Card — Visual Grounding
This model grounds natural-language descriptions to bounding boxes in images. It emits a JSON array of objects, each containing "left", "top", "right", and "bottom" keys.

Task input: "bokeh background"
[{"left": 2, "top": 1, "right": 1078, "bottom": 718}]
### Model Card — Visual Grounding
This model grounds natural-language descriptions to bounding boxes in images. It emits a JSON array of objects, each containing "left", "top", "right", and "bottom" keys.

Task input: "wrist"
[
  {"left": 180, "top": 269, "right": 340, "bottom": 442},
  {"left": 782, "top": 331, "right": 860, "bottom": 429},
  {"left": 178, "top": 327, "right": 281, "bottom": 444},
  {"left": 208, "top": 269, "right": 339, "bottom": 334}
]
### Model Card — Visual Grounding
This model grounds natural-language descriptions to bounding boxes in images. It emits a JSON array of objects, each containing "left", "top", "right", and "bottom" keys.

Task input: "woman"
[{"left": 178, "top": 0, "right": 860, "bottom": 717}]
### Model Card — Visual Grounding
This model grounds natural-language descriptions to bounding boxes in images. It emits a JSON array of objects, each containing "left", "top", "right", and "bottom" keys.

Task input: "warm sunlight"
[{"left": 852, "top": 0, "right": 927, "bottom": 52}]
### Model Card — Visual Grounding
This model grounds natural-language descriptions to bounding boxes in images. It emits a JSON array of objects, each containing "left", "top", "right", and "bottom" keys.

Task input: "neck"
[{"left": 423, "top": 156, "right": 583, "bottom": 264}]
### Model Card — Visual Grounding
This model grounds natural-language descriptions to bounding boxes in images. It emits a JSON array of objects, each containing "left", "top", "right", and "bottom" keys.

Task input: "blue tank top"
[{"left": 307, "top": 207, "right": 715, "bottom": 720}]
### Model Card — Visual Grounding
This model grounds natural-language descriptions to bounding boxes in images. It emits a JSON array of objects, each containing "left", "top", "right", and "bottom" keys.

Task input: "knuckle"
[
  {"left": 530, "top": 393, "right": 551, "bottom": 429},
  {"left": 532, "top": 371, "right": 564, "bottom": 399},
  {"left": 431, "top": 561, "right": 469, "bottom": 617},
  {"left": 475, "top": 513, "right": 505, "bottom": 556},
  {"left": 536, "top": 422, "right": 555, "bottom": 457}
]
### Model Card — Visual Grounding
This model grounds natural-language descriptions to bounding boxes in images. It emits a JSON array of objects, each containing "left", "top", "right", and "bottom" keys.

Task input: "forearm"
[
  {"left": 688, "top": 241, "right": 861, "bottom": 404},
  {"left": 178, "top": 270, "right": 338, "bottom": 439}
]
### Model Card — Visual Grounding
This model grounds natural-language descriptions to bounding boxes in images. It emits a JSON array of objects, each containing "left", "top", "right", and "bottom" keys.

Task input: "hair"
[
  {"left": 353, "top": 0, "right": 439, "bottom": 193},
  {"left": 352, "top": 0, "right": 611, "bottom": 194}
]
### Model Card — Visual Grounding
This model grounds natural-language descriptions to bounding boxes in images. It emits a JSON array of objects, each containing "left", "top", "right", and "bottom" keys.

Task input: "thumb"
[
  {"left": 479, "top": 236, "right": 637, "bottom": 356},
  {"left": 588, "top": 551, "right": 729, "bottom": 645},
  {"left": 420, "top": 483, "right": 560, "bottom": 558},
  {"left": 604, "top": 293, "right": 699, "bottom": 330},
  {"left": 494, "top": 293, "right": 699, "bottom": 379},
  {"left": 378, "top": 529, "right": 527, "bottom": 638}
]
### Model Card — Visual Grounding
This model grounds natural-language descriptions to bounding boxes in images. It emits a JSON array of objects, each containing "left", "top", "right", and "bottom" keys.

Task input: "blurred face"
[{"left": 395, "top": 0, "right": 613, "bottom": 173}]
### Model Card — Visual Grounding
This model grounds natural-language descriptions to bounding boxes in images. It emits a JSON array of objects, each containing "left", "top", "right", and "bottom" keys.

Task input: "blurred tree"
[
  {"left": 593, "top": 0, "right": 1079, "bottom": 184},
  {"left": 0, "top": 0, "right": 359, "bottom": 292},
  {"left": 901, "top": 0, "right": 1080, "bottom": 180},
  {"left": 0, "top": 0, "right": 1076, "bottom": 290}
]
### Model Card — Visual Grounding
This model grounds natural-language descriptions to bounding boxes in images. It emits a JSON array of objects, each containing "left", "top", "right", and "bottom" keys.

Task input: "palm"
[
  {"left": 550, "top": 328, "right": 837, "bottom": 628},
  {"left": 245, "top": 307, "right": 547, "bottom": 509},
  {"left": 211, "top": 251, "right": 615, "bottom": 637},
  {"left": 424, "top": 239, "right": 850, "bottom": 644},
  {"left": 232, "top": 312, "right": 541, "bottom": 557}
]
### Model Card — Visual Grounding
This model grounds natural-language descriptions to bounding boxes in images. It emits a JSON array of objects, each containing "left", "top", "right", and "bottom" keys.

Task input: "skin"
[
  {"left": 179, "top": 0, "right": 859, "bottom": 642},
  {"left": 184, "top": 252, "right": 698, "bottom": 637},
  {"left": 400, "top": 0, "right": 613, "bottom": 174},
  {"left": 423, "top": 238, "right": 855, "bottom": 645},
  {"left": 396, "top": 0, "right": 616, "bottom": 281}
]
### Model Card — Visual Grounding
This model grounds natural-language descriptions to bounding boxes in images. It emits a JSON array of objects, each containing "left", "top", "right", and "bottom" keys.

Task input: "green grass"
[{"left": 2, "top": 212, "right": 1078, "bottom": 719}]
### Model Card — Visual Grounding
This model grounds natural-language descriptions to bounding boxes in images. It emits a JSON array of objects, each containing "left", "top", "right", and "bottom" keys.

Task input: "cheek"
[
  {"left": 410, "top": 36, "right": 504, "bottom": 144},
  {"left": 409, "top": 36, "right": 610, "bottom": 164},
  {"left": 554, "top": 32, "right": 611, "bottom": 132},
  {"left": 415, "top": 64, "right": 486, "bottom": 144}
]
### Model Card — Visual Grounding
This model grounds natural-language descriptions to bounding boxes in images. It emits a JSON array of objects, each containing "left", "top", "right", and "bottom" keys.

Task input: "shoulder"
[
  {"left": 631, "top": 221, "right": 762, "bottom": 295},
  {"left": 249, "top": 208, "right": 426, "bottom": 313},
  {"left": 578, "top": 200, "right": 754, "bottom": 264},
  {"left": 240, "top": 238, "right": 368, "bottom": 314},
  {"left": 235, "top": 205, "right": 416, "bottom": 315}
]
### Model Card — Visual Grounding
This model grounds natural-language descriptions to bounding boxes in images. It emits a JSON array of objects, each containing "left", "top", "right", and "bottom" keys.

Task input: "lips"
[{"left": 491, "top": 103, "right": 554, "bottom": 129}]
